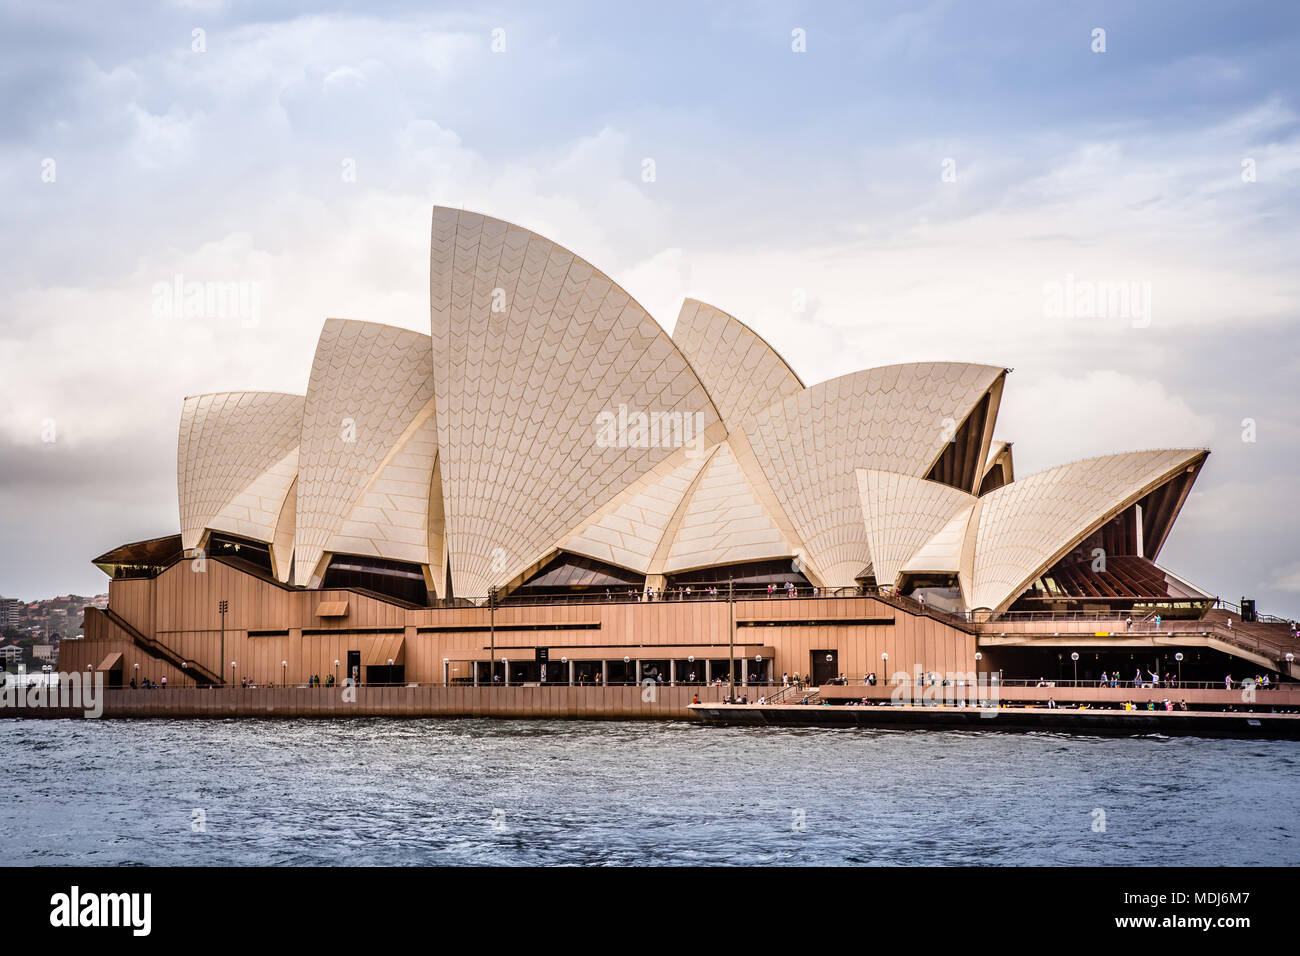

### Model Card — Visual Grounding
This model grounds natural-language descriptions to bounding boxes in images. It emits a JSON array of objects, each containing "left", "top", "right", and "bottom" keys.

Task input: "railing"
[
  {"left": 113, "top": 679, "right": 785, "bottom": 690},
  {"left": 866, "top": 589, "right": 978, "bottom": 632},
  {"left": 452, "top": 589, "right": 1299, "bottom": 630},
  {"left": 472, "top": 585, "right": 864, "bottom": 608},
  {"left": 982, "top": 607, "right": 1228, "bottom": 624},
  {"left": 980, "top": 678, "right": 1287, "bottom": 691},
  {"left": 759, "top": 683, "right": 813, "bottom": 705},
  {"left": 1213, "top": 598, "right": 1293, "bottom": 625},
  {"left": 308, "top": 582, "right": 1300, "bottom": 634}
]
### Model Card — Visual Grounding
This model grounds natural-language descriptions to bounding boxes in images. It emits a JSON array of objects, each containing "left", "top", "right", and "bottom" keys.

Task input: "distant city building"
[
  {"left": 0, "top": 597, "right": 18, "bottom": 630},
  {"left": 0, "top": 646, "right": 24, "bottom": 665},
  {"left": 33, "top": 644, "right": 55, "bottom": 662}
]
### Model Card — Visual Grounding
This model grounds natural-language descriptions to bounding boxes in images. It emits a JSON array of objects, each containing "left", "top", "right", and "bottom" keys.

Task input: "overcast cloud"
[{"left": 1, "top": 0, "right": 1297, "bottom": 616}]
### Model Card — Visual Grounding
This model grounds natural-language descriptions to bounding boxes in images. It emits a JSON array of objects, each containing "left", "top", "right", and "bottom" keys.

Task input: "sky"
[{"left": 0, "top": 0, "right": 1297, "bottom": 615}]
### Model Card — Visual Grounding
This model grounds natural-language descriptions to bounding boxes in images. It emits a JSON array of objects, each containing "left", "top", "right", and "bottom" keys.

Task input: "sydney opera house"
[{"left": 61, "top": 207, "right": 1297, "bottom": 712}]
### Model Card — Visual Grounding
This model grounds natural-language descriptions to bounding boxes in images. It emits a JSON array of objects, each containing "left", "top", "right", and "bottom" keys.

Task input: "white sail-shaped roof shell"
[
  {"left": 429, "top": 207, "right": 725, "bottom": 598},
  {"left": 177, "top": 391, "right": 304, "bottom": 554}
]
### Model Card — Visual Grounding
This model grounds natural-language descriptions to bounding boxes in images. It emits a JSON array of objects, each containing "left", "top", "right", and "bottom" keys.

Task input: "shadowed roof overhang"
[{"left": 92, "top": 535, "right": 184, "bottom": 575}]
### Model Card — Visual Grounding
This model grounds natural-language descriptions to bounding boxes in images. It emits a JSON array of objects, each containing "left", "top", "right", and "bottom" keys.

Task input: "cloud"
[
  {"left": 1266, "top": 563, "right": 1300, "bottom": 594},
  {"left": 995, "top": 370, "right": 1215, "bottom": 474}
]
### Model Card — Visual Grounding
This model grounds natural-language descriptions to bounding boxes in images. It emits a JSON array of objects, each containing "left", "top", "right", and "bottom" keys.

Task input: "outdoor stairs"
[
  {"left": 94, "top": 606, "right": 223, "bottom": 686},
  {"left": 762, "top": 684, "right": 821, "bottom": 705}
]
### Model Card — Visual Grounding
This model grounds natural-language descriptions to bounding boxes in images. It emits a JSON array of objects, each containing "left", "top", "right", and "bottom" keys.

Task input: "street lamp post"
[
  {"left": 728, "top": 577, "right": 735, "bottom": 702},
  {"left": 881, "top": 652, "right": 889, "bottom": 692},
  {"left": 218, "top": 599, "right": 229, "bottom": 686},
  {"left": 281, "top": 660, "right": 287, "bottom": 686},
  {"left": 181, "top": 661, "right": 188, "bottom": 688},
  {"left": 230, "top": 661, "right": 236, "bottom": 687},
  {"left": 387, "top": 658, "right": 394, "bottom": 686},
  {"left": 1071, "top": 651, "right": 1079, "bottom": 686},
  {"left": 488, "top": 586, "right": 497, "bottom": 686},
  {"left": 1175, "top": 652, "right": 1183, "bottom": 686},
  {"left": 334, "top": 659, "right": 340, "bottom": 685}
]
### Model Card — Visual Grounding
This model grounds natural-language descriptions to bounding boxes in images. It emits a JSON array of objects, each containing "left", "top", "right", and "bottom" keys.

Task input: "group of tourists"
[
  {"left": 1224, "top": 673, "right": 1274, "bottom": 690},
  {"left": 1089, "top": 669, "right": 1187, "bottom": 689},
  {"left": 765, "top": 582, "right": 800, "bottom": 598},
  {"left": 595, "top": 582, "right": 845, "bottom": 602},
  {"left": 306, "top": 674, "right": 335, "bottom": 688},
  {"left": 620, "top": 585, "right": 723, "bottom": 602},
  {"left": 1118, "top": 698, "right": 1188, "bottom": 711},
  {"left": 128, "top": 676, "right": 166, "bottom": 690},
  {"left": 1123, "top": 615, "right": 1163, "bottom": 632}
]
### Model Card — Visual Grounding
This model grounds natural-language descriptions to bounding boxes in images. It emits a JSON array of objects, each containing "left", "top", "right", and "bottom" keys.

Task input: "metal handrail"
[
  {"left": 969, "top": 678, "right": 1289, "bottom": 691},
  {"left": 101, "top": 679, "right": 780, "bottom": 691},
  {"left": 440, "top": 589, "right": 1299, "bottom": 628}
]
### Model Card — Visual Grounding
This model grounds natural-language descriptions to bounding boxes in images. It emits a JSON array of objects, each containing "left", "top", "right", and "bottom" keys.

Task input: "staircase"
[
  {"left": 762, "top": 684, "right": 821, "bottom": 705},
  {"left": 1203, "top": 609, "right": 1300, "bottom": 677},
  {"left": 94, "top": 607, "right": 223, "bottom": 686},
  {"left": 869, "top": 589, "right": 977, "bottom": 633}
]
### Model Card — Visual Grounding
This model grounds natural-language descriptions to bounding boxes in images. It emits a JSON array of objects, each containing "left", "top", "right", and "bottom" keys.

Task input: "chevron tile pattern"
[
  {"left": 969, "top": 449, "right": 1207, "bottom": 613},
  {"left": 743, "top": 362, "right": 1004, "bottom": 588},
  {"left": 856, "top": 469, "right": 976, "bottom": 589},
  {"left": 177, "top": 391, "right": 305, "bottom": 552},
  {"left": 672, "top": 299, "right": 804, "bottom": 431},
  {"left": 430, "top": 207, "right": 722, "bottom": 597},
  {"left": 293, "top": 318, "right": 435, "bottom": 586}
]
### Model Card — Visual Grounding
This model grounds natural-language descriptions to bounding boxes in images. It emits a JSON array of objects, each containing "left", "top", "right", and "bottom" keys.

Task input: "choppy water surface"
[{"left": 2, "top": 719, "right": 1296, "bottom": 865}]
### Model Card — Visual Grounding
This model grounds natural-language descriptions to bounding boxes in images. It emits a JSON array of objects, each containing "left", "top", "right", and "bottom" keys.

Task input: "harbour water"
[{"left": 3, "top": 718, "right": 1297, "bottom": 866}]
